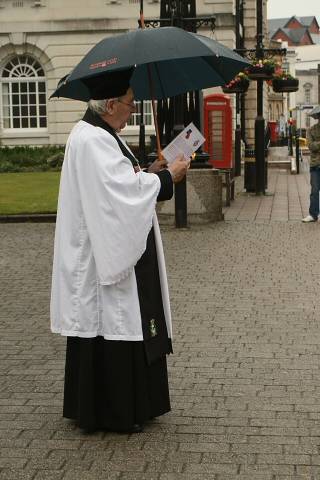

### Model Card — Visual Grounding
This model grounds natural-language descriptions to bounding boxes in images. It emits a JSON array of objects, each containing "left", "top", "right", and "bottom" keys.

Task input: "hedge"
[
  {"left": 0, "top": 146, "right": 65, "bottom": 173},
  {"left": 0, "top": 141, "right": 156, "bottom": 173}
]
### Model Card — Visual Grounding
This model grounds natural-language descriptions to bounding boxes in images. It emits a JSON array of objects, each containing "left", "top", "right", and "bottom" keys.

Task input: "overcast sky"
[{"left": 268, "top": 0, "right": 320, "bottom": 20}]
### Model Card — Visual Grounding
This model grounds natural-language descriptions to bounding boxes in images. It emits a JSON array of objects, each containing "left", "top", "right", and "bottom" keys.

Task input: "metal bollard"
[{"left": 295, "top": 132, "right": 300, "bottom": 174}]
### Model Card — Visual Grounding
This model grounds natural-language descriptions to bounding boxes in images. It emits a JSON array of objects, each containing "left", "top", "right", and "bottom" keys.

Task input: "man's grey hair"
[{"left": 87, "top": 98, "right": 117, "bottom": 115}]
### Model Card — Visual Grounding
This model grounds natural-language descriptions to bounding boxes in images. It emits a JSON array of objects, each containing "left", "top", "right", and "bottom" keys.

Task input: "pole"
[
  {"left": 138, "top": 0, "right": 146, "bottom": 165},
  {"left": 234, "top": 0, "right": 242, "bottom": 177},
  {"left": 235, "top": 95, "right": 242, "bottom": 176},
  {"left": 174, "top": 79, "right": 188, "bottom": 228},
  {"left": 255, "top": 0, "right": 266, "bottom": 194},
  {"left": 173, "top": 0, "right": 188, "bottom": 228},
  {"left": 288, "top": 110, "right": 293, "bottom": 156},
  {"left": 318, "top": 63, "right": 320, "bottom": 104},
  {"left": 295, "top": 131, "right": 300, "bottom": 174}
]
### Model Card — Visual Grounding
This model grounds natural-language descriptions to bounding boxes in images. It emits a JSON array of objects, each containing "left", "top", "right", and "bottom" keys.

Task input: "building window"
[
  {"left": 304, "top": 83, "right": 312, "bottom": 105},
  {"left": 1, "top": 55, "right": 47, "bottom": 129},
  {"left": 305, "top": 88, "right": 311, "bottom": 104},
  {"left": 127, "top": 100, "right": 154, "bottom": 127},
  {"left": 306, "top": 115, "right": 310, "bottom": 128}
]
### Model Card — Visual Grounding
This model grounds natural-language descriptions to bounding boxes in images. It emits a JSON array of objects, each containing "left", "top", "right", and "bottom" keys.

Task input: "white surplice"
[{"left": 50, "top": 120, "right": 172, "bottom": 341}]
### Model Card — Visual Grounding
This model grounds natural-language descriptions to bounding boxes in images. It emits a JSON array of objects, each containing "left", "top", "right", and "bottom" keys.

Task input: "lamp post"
[
  {"left": 288, "top": 109, "right": 293, "bottom": 156},
  {"left": 234, "top": 0, "right": 246, "bottom": 177},
  {"left": 236, "top": 0, "right": 286, "bottom": 195},
  {"left": 254, "top": 0, "right": 265, "bottom": 194},
  {"left": 169, "top": 1, "right": 188, "bottom": 228}
]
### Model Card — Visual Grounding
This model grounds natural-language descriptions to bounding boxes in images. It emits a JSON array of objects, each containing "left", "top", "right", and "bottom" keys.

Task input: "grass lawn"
[{"left": 0, "top": 172, "right": 60, "bottom": 215}]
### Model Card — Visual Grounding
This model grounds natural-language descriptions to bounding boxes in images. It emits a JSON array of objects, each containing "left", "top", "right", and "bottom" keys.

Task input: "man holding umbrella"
[{"left": 50, "top": 67, "right": 189, "bottom": 433}]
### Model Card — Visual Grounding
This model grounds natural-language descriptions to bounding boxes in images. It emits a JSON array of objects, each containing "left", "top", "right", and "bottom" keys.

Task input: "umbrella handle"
[
  {"left": 147, "top": 66, "right": 163, "bottom": 161},
  {"left": 140, "top": 9, "right": 145, "bottom": 28}
]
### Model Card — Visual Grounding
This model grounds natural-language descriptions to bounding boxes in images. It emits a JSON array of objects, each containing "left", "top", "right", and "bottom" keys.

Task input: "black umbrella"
[{"left": 50, "top": 27, "right": 249, "bottom": 102}]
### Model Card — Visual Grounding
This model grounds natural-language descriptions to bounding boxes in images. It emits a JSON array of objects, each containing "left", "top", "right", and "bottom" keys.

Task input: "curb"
[{"left": 0, "top": 214, "right": 56, "bottom": 223}]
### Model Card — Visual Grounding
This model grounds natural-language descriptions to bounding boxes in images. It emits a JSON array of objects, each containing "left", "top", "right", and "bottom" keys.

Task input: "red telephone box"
[
  {"left": 268, "top": 120, "right": 278, "bottom": 144},
  {"left": 204, "top": 94, "right": 232, "bottom": 169}
]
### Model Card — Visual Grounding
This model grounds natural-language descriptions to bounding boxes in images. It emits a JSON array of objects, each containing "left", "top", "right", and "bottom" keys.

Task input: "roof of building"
[
  {"left": 295, "top": 16, "right": 317, "bottom": 27},
  {"left": 268, "top": 16, "right": 319, "bottom": 37},
  {"left": 268, "top": 18, "right": 290, "bottom": 35},
  {"left": 272, "top": 27, "right": 313, "bottom": 45}
]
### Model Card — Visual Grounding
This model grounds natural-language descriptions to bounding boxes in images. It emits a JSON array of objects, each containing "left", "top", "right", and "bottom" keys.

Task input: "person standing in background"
[{"left": 302, "top": 110, "right": 320, "bottom": 222}]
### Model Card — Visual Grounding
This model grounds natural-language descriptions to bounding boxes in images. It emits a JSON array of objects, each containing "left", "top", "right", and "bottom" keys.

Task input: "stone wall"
[{"left": 156, "top": 169, "right": 223, "bottom": 225}]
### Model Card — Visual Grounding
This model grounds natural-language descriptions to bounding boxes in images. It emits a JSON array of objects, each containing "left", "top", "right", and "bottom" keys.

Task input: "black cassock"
[{"left": 63, "top": 110, "right": 174, "bottom": 432}]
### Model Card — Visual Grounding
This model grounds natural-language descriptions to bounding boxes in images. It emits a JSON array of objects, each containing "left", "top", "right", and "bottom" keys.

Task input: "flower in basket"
[
  {"left": 271, "top": 68, "right": 299, "bottom": 92},
  {"left": 223, "top": 71, "right": 249, "bottom": 89},
  {"left": 272, "top": 68, "right": 295, "bottom": 80},
  {"left": 246, "top": 57, "right": 279, "bottom": 75}
]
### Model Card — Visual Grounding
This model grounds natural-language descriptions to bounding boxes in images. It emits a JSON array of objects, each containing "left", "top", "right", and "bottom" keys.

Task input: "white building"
[
  {"left": 294, "top": 44, "right": 320, "bottom": 131},
  {"left": 1, "top": 0, "right": 254, "bottom": 147}
]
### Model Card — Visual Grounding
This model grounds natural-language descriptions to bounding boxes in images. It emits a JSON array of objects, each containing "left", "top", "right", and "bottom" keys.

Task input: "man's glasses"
[{"left": 117, "top": 99, "right": 137, "bottom": 110}]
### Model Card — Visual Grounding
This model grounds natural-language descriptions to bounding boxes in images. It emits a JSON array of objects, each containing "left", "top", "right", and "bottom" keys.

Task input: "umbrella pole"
[
  {"left": 138, "top": 3, "right": 146, "bottom": 165},
  {"left": 147, "top": 66, "right": 162, "bottom": 160},
  {"left": 140, "top": 10, "right": 162, "bottom": 160}
]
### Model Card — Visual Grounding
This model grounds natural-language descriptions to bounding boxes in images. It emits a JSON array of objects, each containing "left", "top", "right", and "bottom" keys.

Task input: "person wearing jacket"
[{"left": 302, "top": 110, "right": 320, "bottom": 222}]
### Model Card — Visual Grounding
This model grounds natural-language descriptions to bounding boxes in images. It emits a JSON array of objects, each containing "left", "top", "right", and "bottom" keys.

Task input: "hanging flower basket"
[
  {"left": 272, "top": 78, "right": 299, "bottom": 93},
  {"left": 222, "top": 72, "right": 250, "bottom": 94},
  {"left": 246, "top": 58, "right": 276, "bottom": 80},
  {"left": 247, "top": 65, "right": 275, "bottom": 80},
  {"left": 222, "top": 79, "right": 250, "bottom": 94}
]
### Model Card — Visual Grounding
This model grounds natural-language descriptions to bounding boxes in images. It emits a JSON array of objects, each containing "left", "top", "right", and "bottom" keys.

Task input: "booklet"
[{"left": 161, "top": 122, "right": 205, "bottom": 164}]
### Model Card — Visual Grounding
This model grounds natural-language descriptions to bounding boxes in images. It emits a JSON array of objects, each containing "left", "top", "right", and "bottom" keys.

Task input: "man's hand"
[
  {"left": 147, "top": 158, "right": 168, "bottom": 173},
  {"left": 168, "top": 155, "right": 190, "bottom": 183}
]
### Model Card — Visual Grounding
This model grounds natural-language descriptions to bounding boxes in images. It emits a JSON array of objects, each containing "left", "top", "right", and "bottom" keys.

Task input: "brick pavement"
[
  {"left": 223, "top": 164, "right": 310, "bottom": 222},
  {"left": 1, "top": 165, "right": 320, "bottom": 480}
]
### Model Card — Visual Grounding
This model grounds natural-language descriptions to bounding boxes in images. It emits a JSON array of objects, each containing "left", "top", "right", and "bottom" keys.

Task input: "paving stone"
[
  {"left": 30, "top": 440, "right": 83, "bottom": 450},
  {"left": 159, "top": 475, "right": 217, "bottom": 480},
  {"left": 145, "top": 461, "right": 184, "bottom": 473},
  {"left": 178, "top": 441, "right": 230, "bottom": 453},
  {"left": 63, "top": 471, "right": 120, "bottom": 480},
  {"left": 33, "top": 472, "right": 64, "bottom": 480},
  {"left": 119, "top": 475, "right": 160, "bottom": 480},
  {"left": 0, "top": 448, "right": 48, "bottom": 459},
  {"left": 0, "top": 457, "right": 28, "bottom": 468},
  {"left": 256, "top": 454, "right": 311, "bottom": 465},
  {"left": 217, "top": 476, "right": 273, "bottom": 480},
  {"left": 25, "top": 458, "right": 65, "bottom": 471},
  {"left": 240, "top": 464, "right": 295, "bottom": 475},
  {"left": 90, "top": 459, "right": 146, "bottom": 472},
  {"left": 184, "top": 462, "right": 239, "bottom": 474},
  {"left": 0, "top": 470, "right": 36, "bottom": 480}
]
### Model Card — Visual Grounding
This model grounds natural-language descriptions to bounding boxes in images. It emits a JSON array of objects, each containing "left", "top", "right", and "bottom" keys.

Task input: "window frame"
[
  {"left": 0, "top": 55, "right": 47, "bottom": 132},
  {"left": 125, "top": 100, "right": 155, "bottom": 130}
]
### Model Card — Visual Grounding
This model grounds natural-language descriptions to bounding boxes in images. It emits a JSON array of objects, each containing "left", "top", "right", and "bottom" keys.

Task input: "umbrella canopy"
[
  {"left": 51, "top": 27, "right": 250, "bottom": 102},
  {"left": 308, "top": 105, "right": 320, "bottom": 118}
]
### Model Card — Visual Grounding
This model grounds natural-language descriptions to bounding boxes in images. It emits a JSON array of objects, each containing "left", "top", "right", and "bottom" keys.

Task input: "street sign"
[{"left": 295, "top": 105, "right": 314, "bottom": 110}]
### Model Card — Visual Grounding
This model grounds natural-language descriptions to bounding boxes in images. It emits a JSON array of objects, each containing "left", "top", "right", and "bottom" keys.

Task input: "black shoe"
[
  {"left": 129, "top": 423, "right": 143, "bottom": 433},
  {"left": 82, "top": 426, "right": 98, "bottom": 434}
]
